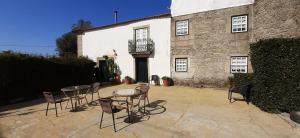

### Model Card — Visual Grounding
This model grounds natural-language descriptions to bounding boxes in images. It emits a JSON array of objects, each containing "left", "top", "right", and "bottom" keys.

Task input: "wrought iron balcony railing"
[{"left": 128, "top": 38, "right": 154, "bottom": 55}]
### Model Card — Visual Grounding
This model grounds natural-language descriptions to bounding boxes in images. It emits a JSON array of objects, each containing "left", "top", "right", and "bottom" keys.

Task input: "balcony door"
[
  {"left": 135, "top": 28, "right": 148, "bottom": 52},
  {"left": 135, "top": 58, "right": 148, "bottom": 83}
]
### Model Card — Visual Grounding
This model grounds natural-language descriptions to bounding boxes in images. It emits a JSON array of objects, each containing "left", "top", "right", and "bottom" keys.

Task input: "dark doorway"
[
  {"left": 135, "top": 58, "right": 148, "bottom": 83},
  {"left": 98, "top": 60, "right": 109, "bottom": 82}
]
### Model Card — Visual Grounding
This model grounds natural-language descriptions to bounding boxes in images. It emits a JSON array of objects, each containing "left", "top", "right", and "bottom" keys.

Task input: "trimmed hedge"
[
  {"left": 0, "top": 52, "right": 96, "bottom": 106},
  {"left": 250, "top": 38, "right": 300, "bottom": 113}
]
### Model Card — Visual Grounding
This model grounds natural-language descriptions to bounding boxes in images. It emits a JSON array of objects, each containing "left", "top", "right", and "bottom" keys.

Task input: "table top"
[
  {"left": 61, "top": 85, "right": 90, "bottom": 92},
  {"left": 114, "top": 89, "right": 140, "bottom": 97}
]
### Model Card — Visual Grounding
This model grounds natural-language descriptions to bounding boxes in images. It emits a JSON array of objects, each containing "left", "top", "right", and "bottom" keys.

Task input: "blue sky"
[{"left": 0, "top": 0, "right": 171, "bottom": 55}]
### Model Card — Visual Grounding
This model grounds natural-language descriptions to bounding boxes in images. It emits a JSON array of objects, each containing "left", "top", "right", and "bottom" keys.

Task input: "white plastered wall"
[
  {"left": 81, "top": 17, "right": 171, "bottom": 81},
  {"left": 171, "top": 0, "right": 255, "bottom": 17}
]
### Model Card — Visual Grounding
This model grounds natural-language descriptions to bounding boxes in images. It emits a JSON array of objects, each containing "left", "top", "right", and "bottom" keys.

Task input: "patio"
[{"left": 0, "top": 84, "right": 299, "bottom": 138}]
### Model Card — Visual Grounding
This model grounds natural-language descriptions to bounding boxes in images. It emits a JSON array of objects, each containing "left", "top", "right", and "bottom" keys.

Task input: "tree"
[{"left": 56, "top": 20, "right": 93, "bottom": 57}]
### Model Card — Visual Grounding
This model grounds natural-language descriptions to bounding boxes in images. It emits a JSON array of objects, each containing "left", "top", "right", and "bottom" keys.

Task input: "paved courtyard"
[{"left": 0, "top": 84, "right": 299, "bottom": 138}]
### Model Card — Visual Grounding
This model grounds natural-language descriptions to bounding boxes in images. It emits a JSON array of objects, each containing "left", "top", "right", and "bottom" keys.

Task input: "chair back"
[
  {"left": 99, "top": 98, "right": 113, "bottom": 113},
  {"left": 151, "top": 75, "right": 159, "bottom": 81},
  {"left": 91, "top": 82, "right": 101, "bottom": 93},
  {"left": 43, "top": 92, "right": 55, "bottom": 103},
  {"left": 135, "top": 85, "right": 150, "bottom": 100},
  {"left": 62, "top": 90, "right": 77, "bottom": 98},
  {"left": 79, "top": 87, "right": 90, "bottom": 95}
]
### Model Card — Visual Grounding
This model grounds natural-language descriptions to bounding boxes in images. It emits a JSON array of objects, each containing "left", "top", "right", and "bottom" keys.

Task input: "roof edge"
[{"left": 83, "top": 13, "right": 171, "bottom": 33}]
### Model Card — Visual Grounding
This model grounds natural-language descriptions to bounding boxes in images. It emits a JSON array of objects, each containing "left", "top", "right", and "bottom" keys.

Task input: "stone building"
[
  {"left": 170, "top": 0, "right": 299, "bottom": 87},
  {"left": 77, "top": 0, "right": 299, "bottom": 87}
]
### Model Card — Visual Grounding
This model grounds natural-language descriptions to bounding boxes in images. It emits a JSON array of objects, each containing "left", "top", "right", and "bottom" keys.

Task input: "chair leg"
[
  {"left": 65, "top": 99, "right": 69, "bottom": 109},
  {"left": 85, "top": 96, "right": 89, "bottom": 106},
  {"left": 97, "top": 92, "right": 101, "bottom": 99},
  {"left": 91, "top": 92, "right": 94, "bottom": 102},
  {"left": 147, "top": 97, "right": 150, "bottom": 105},
  {"left": 46, "top": 103, "right": 49, "bottom": 116},
  {"left": 70, "top": 98, "right": 74, "bottom": 110},
  {"left": 144, "top": 99, "right": 146, "bottom": 113},
  {"left": 55, "top": 103, "right": 58, "bottom": 117},
  {"left": 126, "top": 101, "right": 131, "bottom": 123},
  {"left": 229, "top": 91, "right": 232, "bottom": 103},
  {"left": 99, "top": 111, "right": 104, "bottom": 129},
  {"left": 112, "top": 113, "right": 116, "bottom": 132},
  {"left": 60, "top": 102, "right": 62, "bottom": 110}
]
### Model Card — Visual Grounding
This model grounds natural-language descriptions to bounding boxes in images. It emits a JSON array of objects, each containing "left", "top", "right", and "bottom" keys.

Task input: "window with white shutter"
[
  {"left": 176, "top": 20, "right": 189, "bottom": 36},
  {"left": 232, "top": 15, "right": 248, "bottom": 33},
  {"left": 175, "top": 58, "right": 188, "bottom": 72},
  {"left": 135, "top": 28, "right": 148, "bottom": 52},
  {"left": 231, "top": 57, "right": 248, "bottom": 73}
]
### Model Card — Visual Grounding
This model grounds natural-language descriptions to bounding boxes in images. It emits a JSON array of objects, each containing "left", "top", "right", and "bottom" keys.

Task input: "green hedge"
[
  {"left": 250, "top": 38, "right": 300, "bottom": 113},
  {"left": 0, "top": 52, "right": 96, "bottom": 105}
]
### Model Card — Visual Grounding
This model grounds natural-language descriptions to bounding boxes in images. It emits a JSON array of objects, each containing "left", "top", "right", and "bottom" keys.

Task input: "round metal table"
[
  {"left": 113, "top": 89, "right": 141, "bottom": 118},
  {"left": 61, "top": 85, "right": 91, "bottom": 111}
]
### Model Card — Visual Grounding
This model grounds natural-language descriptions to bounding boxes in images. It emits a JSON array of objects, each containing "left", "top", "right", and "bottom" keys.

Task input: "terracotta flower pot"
[
  {"left": 163, "top": 80, "right": 169, "bottom": 86},
  {"left": 115, "top": 75, "right": 121, "bottom": 83},
  {"left": 125, "top": 79, "right": 131, "bottom": 84},
  {"left": 290, "top": 111, "right": 300, "bottom": 124}
]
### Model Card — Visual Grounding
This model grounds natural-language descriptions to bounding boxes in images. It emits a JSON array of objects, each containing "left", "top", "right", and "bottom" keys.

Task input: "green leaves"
[
  {"left": 0, "top": 52, "right": 96, "bottom": 105},
  {"left": 250, "top": 38, "right": 300, "bottom": 113}
]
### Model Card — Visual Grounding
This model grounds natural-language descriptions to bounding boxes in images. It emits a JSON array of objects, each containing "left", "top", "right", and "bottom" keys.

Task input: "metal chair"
[
  {"left": 134, "top": 85, "right": 150, "bottom": 113},
  {"left": 99, "top": 98, "right": 130, "bottom": 132},
  {"left": 228, "top": 84, "right": 252, "bottom": 104},
  {"left": 77, "top": 87, "right": 90, "bottom": 106},
  {"left": 150, "top": 75, "right": 160, "bottom": 85},
  {"left": 43, "top": 92, "right": 63, "bottom": 117},
  {"left": 90, "top": 82, "right": 101, "bottom": 102}
]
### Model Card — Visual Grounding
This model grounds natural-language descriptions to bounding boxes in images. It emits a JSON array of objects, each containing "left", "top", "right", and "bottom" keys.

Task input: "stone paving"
[{"left": 0, "top": 84, "right": 299, "bottom": 138}]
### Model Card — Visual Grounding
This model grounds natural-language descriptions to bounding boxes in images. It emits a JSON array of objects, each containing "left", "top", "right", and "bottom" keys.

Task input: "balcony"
[{"left": 128, "top": 38, "right": 154, "bottom": 57}]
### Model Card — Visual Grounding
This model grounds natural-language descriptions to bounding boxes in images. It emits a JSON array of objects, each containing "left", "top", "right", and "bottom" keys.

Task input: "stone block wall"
[
  {"left": 171, "top": 5, "right": 253, "bottom": 87},
  {"left": 171, "top": 0, "right": 299, "bottom": 87},
  {"left": 252, "top": 0, "right": 300, "bottom": 41}
]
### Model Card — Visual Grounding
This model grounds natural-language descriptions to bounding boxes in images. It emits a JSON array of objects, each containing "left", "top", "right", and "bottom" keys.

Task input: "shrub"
[
  {"left": 161, "top": 76, "right": 170, "bottom": 80},
  {"left": 0, "top": 52, "right": 96, "bottom": 105},
  {"left": 250, "top": 38, "right": 300, "bottom": 113}
]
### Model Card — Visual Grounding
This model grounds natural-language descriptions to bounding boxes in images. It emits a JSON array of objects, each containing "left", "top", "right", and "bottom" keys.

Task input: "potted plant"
[
  {"left": 162, "top": 76, "right": 170, "bottom": 86},
  {"left": 124, "top": 76, "right": 132, "bottom": 84}
]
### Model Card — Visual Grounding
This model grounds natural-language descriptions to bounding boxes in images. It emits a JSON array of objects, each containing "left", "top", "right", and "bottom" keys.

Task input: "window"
[
  {"left": 175, "top": 58, "right": 188, "bottom": 72},
  {"left": 231, "top": 57, "right": 248, "bottom": 73},
  {"left": 232, "top": 15, "right": 248, "bottom": 33},
  {"left": 135, "top": 28, "right": 148, "bottom": 52},
  {"left": 176, "top": 20, "right": 189, "bottom": 36}
]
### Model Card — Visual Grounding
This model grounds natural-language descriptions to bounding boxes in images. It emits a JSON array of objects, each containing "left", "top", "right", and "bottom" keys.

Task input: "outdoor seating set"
[{"left": 42, "top": 82, "right": 150, "bottom": 132}]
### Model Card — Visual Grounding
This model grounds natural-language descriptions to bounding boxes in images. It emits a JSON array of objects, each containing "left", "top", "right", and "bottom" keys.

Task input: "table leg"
[{"left": 130, "top": 97, "right": 134, "bottom": 120}]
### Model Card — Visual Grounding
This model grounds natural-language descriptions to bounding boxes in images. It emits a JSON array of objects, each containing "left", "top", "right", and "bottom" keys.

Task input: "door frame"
[{"left": 134, "top": 57, "right": 149, "bottom": 83}]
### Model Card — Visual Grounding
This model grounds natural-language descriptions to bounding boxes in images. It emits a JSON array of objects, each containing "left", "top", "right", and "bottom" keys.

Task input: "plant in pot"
[
  {"left": 162, "top": 76, "right": 170, "bottom": 86},
  {"left": 124, "top": 76, "right": 132, "bottom": 84}
]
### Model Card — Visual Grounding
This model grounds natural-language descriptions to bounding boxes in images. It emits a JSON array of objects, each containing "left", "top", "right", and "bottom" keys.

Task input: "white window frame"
[
  {"left": 232, "top": 15, "right": 248, "bottom": 33},
  {"left": 175, "top": 58, "right": 188, "bottom": 72},
  {"left": 135, "top": 27, "right": 148, "bottom": 52},
  {"left": 176, "top": 20, "right": 189, "bottom": 36},
  {"left": 230, "top": 56, "right": 248, "bottom": 73}
]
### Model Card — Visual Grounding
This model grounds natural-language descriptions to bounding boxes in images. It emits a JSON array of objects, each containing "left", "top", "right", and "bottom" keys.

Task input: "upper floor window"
[
  {"left": 231, "top": 56, "right": 248, "bottom": 73},
  {"left": 176, "top": 20, "right": 189, "bottom": 36},
  {"left": 135, "top": 28, "right": 148, "bottom": 52},
  {"left": 232, "top": 15, "right": 248, "bottom": 33},
  {"left": 175, "top": 58, "right": 188, "bottom": 72}
]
